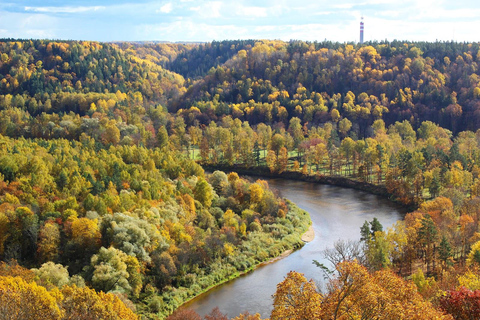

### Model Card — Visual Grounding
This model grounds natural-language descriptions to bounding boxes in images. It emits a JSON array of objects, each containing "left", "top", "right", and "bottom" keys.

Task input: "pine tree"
[{"left": 438, "top": 235, "right": 452, "bottom": 268}]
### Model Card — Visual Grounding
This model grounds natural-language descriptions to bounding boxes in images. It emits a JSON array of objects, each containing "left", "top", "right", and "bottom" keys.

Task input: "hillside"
[{"left": 2, "top": 38, "right": 480, "bottom": 319}]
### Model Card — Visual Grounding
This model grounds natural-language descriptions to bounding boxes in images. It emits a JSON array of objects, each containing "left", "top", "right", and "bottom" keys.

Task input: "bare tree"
[{"left": 323, "top": 239, "right": 366, "bottom": 267}]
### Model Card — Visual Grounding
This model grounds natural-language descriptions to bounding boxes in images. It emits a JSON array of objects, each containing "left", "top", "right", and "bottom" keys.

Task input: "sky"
[{"left": 0, "top": 0, "right": 479, "bottom": 43}]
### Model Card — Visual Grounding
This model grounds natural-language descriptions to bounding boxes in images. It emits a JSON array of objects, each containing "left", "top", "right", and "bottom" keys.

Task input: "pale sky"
[{"left": 0, "top": 0, "right": 479, "bottom": 42}]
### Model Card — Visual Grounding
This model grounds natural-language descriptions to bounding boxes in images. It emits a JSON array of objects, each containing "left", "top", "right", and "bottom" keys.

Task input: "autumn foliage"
[
  {"left": 0, "top": 276, "right": 137, "bottom": 320},
  {"left": 3, "top": 38, "right": 480, "bottom": 318},
  {"left": 271, "top": 261, "right": 450, "bottom": 320},
  {"left": 440, "top": 287, "right": 480, "bottom": 320}
]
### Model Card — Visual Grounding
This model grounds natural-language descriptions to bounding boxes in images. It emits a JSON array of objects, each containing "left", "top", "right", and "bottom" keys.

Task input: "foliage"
[
  {"left": 440, "top": 287, "right": 480, "bottom": 320},
  {"left": 4, "top": 38, "right": 480, "bottom": 318},
  {"left": 0, "top": 133, "right": 309, "bottom": 318},
  {"left": 271, "top": 261, "right": 450, "bottom": 319},
  {"left": 271, "top": 271, "right": 322, "bottom": 320}
]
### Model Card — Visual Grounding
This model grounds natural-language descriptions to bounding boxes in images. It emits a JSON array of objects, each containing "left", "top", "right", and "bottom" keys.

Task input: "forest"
[{"left": 1, "top": 38, "right": 480, "bottom": 319}]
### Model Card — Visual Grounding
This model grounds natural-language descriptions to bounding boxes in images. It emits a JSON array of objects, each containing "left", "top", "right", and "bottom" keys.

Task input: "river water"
[{"left": 183, "top": 178, "right": 406, "bottom": 318}]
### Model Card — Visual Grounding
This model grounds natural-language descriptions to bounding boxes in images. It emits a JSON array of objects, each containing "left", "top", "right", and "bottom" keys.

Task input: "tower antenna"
[{"left": 360, "top": 17, "right": 364, "bottom": 44}]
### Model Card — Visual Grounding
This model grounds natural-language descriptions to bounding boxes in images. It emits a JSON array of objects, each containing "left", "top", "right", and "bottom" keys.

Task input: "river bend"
[{"left": 184, "top": 178, "right": 405, "bottom": 318}]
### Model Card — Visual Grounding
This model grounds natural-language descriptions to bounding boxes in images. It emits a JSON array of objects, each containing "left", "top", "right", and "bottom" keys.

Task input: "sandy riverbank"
[
  {"left": 264, "top": 225, "right": 315, "bottom": 265},
  {"left": 301, "top": 225, "right": 315, "bottom": 242}
]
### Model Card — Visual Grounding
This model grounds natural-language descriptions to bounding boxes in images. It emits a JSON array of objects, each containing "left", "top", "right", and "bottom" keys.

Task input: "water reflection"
[{"left": 184, "top": 178, "right": 406, "bottom": 318}]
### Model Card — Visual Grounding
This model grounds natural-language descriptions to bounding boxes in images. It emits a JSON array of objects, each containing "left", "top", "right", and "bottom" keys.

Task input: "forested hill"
[
  {"left": 0, "top": 38, "right": 311, "bottom": 319},
  {"left": 3, "top": 38, "right": 480, "bottom": 319},
  {"left": 164, "top": 40, "right": 480, "bottom": 135},
  {"left": 116, "top": 40, "right": 257, "bottom": 79},
  {"left": 0, "top": 40, "right": 185, "bottom": 112},
  {"left": 2, "top": 39, "right": 480, "bottom": 137}
]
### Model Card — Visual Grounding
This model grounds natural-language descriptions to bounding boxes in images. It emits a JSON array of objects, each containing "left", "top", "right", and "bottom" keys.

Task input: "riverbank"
[
  {"left": 202, "top": 164, "right": 417, "bottom": 212},
  {"left": 264, "top": 225, "right": 315, "bottom": 265},
  {"left": 183, "top": 176, "right": 405, "bottom": 318},
  {"left": 301, "top": 225, "right": 315, "bottom": 242},
  {"left": 172, "top": 201, "right": 311, "bottom": 318}
]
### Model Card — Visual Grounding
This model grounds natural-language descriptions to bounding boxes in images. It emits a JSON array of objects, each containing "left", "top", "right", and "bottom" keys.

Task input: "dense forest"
[{"left": 2, "top": 38, "right": 480, "bottom": 319}]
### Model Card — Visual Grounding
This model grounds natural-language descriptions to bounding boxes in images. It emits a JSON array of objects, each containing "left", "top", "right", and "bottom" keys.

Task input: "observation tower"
[{"left": 360, "top": 17, "right": 364, "bottom": 44}]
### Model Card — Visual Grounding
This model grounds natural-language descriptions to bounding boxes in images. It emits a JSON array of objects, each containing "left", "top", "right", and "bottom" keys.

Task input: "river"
[{"left": 183, "top": 178, "right": 406, "bottom": 318}]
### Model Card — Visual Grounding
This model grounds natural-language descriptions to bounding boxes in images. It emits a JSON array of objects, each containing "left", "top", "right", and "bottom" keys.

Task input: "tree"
[
  {"left": 71, "top": 217, "right": 101, "bottom": 249},
  {"left": 167, "top": 308, "right": 201, "bottom": 320},
  {"left": 257, "top": 123, "right": 272, "bottom": 159},
  {"left": 309, "top": 143, "right": 328, "bottom": 172},
  {"left": 90, "top": 246, "right": 131, "bottom": 295},
  {"left": 0, "top": 212, "right": 8, "bottom": 256},
  {"left": 418, "top": 214, "right": 438, "bottom": 273},
  {"left": 338, "top": 117, "right": 352, "bottom": 138},
  {"left": 253, "top": 141, "right": 261, "bottom": 165},
  {"left": 467, "top": 240, "right": 480, "bottom": 266},
  {"left": 32, "top": 262, "right": 73, "bottom": 288},
  {"left": 440, "top": 287, "right": 480, "bottom": 320},
  {"left": 340, "top": 137, "right": 355, "bottom": 176},
  {"left": 271, "top": 271, "right": 322, "bottom": 320},
  {"left": 289, "top": 117, "right": 304, "bottom": 160},
  {"left": 266, "top": 150, "right": 277, "bottom": 173},
  {"left": 37, "top": 221, "right": 61, "bottom": 263},
  {"left": 61, "top": 284, "right": 138, "bottom": 320},
  {"left": 365, "top": 230, "right": 391, "bottom": 270},
  {"left": 101, "top": 212, "right": 162, "bottom": 262},
  {"left": 249, "top": 183, "right": 265, "bottom": 207},
  {"left": 330, "top": 108, "right": 340, "bottom": 122},
  {"left": 232, "top": 312, "right": 263, "bottom": 320},
  {"left": 321, "top": 261, "right": 449, "bottom": 319},
  {"left": 69, "top": 217, "right": 101, "bottom": 265},
  {"left": 438, "top": 235, "right": 453, "bottom": 268},
  {"left": 277, "top": 147, "right": 288, "bottom": 173},
  {"left": 360, "top": 217, "right": 383, "bottom": 241},
  {"left": 194, "top": 178, "right": 214, "bottom": 208},
  {"left": 103, "top": 120, "right": 120, "bottom": 145},
  {"left": 204, "top": 307, "right": 228, "bottom": 320},
  {"left": 0, "top": 275, "right": 63, "bottom": 320},
  {"left": 157, "top": 126, "right": 169, "bottom": 149},
  {"left": 370, "top": 217, "right": 383, "bottom": 233},
  {"left": 360, "top": 220, "right": 371, "bottom": 241},
  {"left": 322, "top": 239, "right": 366, "bottom": 267},
  {"left": 188, "top": 125, "right": 202, "bottom": 159},
  {"left": 270, "top": 133, "right": 285, "bottom": 157}
]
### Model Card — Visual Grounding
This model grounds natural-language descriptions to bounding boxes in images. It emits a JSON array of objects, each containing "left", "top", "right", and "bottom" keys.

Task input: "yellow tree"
[
  {"left": 0, "top": 276, "right": 63, "bottom": 320},
  {"left": 37, "top": 221, "right": 61, "bottom": 263},
  {"left": 271, "top": 271, "right": 322, "bottom": 320},
  {"left": 276, "top": 147, "right": 289, "bottom": 173},
  {"left": 61, "top": 284, "right": 138, "bottom": 320},
  {"left": 249, "top": 182, "right": 264, "bottom": 211},
  {"left": 266, "top": 150, "right": 277, "bottom": 173},
  {"left": 321, "top": 261, "right": 450, "bottom": 319},
  {"left": 0, "top": 212, "right": 8, "bottom": 256},
  {"left": 71, "top": 217, "right": 101, "bottom": 250}
]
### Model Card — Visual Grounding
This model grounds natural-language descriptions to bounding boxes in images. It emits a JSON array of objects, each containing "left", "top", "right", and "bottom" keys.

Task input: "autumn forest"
[{"left": 2, "top": 38, "right": 480, "bottom": 319}]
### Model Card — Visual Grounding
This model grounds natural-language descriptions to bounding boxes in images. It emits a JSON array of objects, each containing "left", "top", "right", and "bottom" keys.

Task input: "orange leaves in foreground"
[
  {"left": 271, "top": 261, "right": 451, "bottom": 320},
  {"left": 271, "top": 271, "right": 322, "bottom": 320}
]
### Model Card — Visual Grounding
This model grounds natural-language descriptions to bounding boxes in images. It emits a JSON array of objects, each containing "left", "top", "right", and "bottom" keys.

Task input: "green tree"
[
  {"left": 90, "top": 246, "right": 131, "bottom": 294},
  {"left": 157, "top": 126, "right": 169, "bottom": 149},
  {"left": 438, "top": 235, "right": 453, "bottom": 268},
  {"left": 370, "top": 217, "right": 383, "bottom": 234},
  {"left": 418, "top": 214, "right": 438, "bottom": 273},
  {"left": 194, "top": 178, "right": 214, "bottom": 208},
  {"left": 270, "top": 133, "right": 285, "bottom": 157},
  {"left": 338, "top": 117, "right": 352, "bottom": 138}
]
